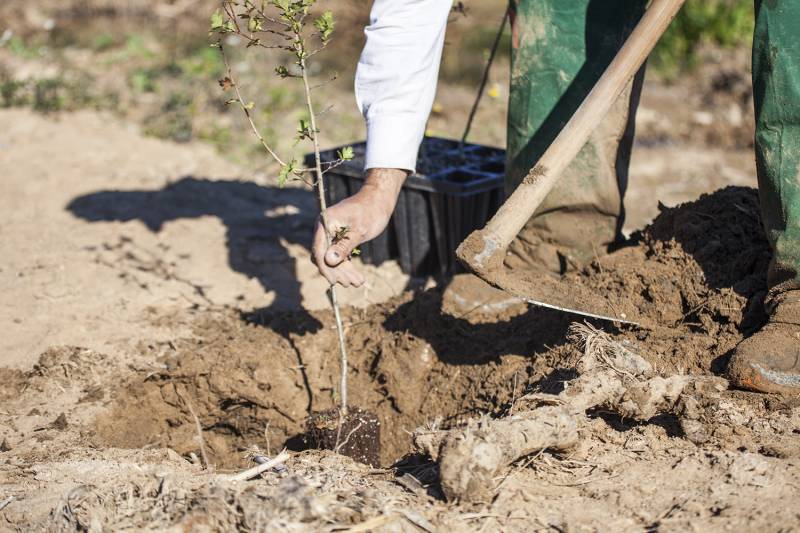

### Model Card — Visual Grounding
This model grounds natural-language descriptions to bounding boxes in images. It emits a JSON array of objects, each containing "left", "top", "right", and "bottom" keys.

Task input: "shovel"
[{"left": 456, "top": 0, "right": 685, "bottom": 326}]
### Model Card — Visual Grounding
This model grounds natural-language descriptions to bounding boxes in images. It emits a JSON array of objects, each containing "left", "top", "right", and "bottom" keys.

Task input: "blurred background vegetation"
[
  {"left": 654, "top": 0, "right": 753, "bottom": 78},
  {"left": 0, "top": 0, "right": 754, "bottom": 173}
]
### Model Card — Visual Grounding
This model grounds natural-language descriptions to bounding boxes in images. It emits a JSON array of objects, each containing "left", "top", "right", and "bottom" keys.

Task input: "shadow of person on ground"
[
  {"left": 67, "top": 175, "right": 323, "bottom": 334},
  {"left": 382, "top": 288, "right": 575, "bottom": 366}
]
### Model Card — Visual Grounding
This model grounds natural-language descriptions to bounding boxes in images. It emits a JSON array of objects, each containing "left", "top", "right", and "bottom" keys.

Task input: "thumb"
[{"left": 325, "top": 236, "right": 355, "bottom": 267}]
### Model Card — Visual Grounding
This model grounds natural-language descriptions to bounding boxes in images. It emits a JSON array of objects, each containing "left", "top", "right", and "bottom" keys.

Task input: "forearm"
[{"left": 361, "top": 168, "right": 408, "bottom": 208}]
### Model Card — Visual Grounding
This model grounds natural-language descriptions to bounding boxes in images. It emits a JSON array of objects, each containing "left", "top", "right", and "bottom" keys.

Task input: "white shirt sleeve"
[{"left": 355, "top": 0, "right": 452, "bottom": 173}]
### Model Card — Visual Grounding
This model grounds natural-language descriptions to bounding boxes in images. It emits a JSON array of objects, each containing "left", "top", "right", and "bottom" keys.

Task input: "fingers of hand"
[
  {"left": 335, "top": 262, "right": 365, "bottom": 288},
  {"left": 325, "top": 240, "right": 352, "bottom": 267},
  {"left": 319, "top": 261, "right": 365, "bottom": 288}
]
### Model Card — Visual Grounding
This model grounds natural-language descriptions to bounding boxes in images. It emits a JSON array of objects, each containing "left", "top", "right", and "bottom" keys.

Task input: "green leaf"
[
  {"left": 273, "top": 0, "right": 290, "bottom": 12},
  {"left": 314, "top": 11, "right": 335, "bottom": 42},
  {"left": 210, "top": 9, "right": 224, "bottom": 31},
  {"left": 274, "top": 65, "right": 290, "bottom": 78},
  {"left": 337, "top": 146, "right": 354, "bottom": 161},
  {"left": 278, "top": 159, "right": 296, "bottom": 187}
]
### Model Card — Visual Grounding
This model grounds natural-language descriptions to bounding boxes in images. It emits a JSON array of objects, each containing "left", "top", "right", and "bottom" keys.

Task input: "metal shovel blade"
[{"left": 478, "top": 266, "right": 642, "bottom": 326}]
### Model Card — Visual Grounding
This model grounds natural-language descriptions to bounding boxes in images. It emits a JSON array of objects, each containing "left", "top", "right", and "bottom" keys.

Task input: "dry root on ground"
[{"left": 415, "top": 323, "right": 729, "bottom": 503}]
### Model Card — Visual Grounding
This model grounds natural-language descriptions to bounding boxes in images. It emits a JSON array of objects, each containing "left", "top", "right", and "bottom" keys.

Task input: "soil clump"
[
  {"left": 307, "top": 407, "right": 381, "bottom": 467},
  {"left": 575, "top": 186, "right": 771, "bottom": 374}
]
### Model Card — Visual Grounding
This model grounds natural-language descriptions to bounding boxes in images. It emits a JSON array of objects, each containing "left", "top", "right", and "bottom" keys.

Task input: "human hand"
[{"left": 312, "top": 167, "right": 408, "bottom": 286}]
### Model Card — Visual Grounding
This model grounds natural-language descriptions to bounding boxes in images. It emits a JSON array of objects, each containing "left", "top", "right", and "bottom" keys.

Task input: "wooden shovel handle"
[{"left": 457, "top": 0, "right": 685, "bottom": 275}]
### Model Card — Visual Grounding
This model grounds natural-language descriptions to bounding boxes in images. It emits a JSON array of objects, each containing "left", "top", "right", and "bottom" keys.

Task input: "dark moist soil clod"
[{"left": 306, "top": 407, "right": 381, "bottom": 467}]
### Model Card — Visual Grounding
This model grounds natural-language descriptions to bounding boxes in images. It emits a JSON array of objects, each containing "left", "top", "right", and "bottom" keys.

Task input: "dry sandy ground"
[
  {"left": 0, "top": 109, "right": 408, "bottom": 370},
  {"left": 1, "top": 108, "right": 798, "bottom": 532}
]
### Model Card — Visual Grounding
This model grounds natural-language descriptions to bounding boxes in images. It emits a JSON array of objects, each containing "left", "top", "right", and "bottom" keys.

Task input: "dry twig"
[
  {"left": 0, "top": 496, "right": 14, "bottom": 511},
  {"left": 227, "top": 450, "right": 290, "bottom": 482}
]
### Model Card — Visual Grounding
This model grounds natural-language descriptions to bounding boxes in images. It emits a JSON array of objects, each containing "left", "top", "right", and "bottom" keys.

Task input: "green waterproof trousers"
[
  {"left": 753, "top": 0, "right": 800, "bottom": 298},
  {"left": 507, "top": 0, "right": 800, "bottom": 297}
]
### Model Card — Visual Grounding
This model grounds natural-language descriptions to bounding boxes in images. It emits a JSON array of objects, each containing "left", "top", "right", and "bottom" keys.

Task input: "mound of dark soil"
[
  {"left": 307, "top": 407, "right": 381, "bottom": 466},
  {"left": 576, "top": 186, "right": 770, "bottom": 374}
]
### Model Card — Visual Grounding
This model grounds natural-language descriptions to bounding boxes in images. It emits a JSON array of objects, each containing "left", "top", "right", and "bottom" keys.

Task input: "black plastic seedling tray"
[{"left": 308, "top": 136, "right": 505, "bottom": 277}]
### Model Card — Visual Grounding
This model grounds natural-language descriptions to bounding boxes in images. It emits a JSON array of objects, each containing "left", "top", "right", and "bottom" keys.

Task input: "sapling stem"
[{"left": 300, "top": 57, "right": 350, "bottom": 414}]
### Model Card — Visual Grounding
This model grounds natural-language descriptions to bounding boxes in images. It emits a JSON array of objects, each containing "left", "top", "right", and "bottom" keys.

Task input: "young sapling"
[{"left": 210, "top": 0, "right": 354, "bottom": 418}]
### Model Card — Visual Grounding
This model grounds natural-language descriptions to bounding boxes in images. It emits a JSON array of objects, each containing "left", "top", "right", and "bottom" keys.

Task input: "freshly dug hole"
[{"left": 93, "top": 296, "right": 549, "bottom": 468}]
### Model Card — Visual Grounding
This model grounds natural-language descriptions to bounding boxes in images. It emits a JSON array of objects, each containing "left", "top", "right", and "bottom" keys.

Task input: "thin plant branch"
[
  {"left": 300, "top": 53, "right": 350, "bottom": 414},
  {"left": 0, "top": 496, "right": 14, "bottom": 511},
  {"left": 177, "top": 389, "right": 211, "bottom": 470},
  {"left": 219, "top": 43, "right": 288, "bottom": 168}
]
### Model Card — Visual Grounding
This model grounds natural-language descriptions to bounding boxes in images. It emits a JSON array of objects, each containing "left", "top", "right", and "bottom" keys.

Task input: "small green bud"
[
  {"left": 297, "top": 118, "right": 312, "bottom": 140},
  {"left": 248, "top": 16, "right": 263, "bottom": 32},
  {"left": 337, "top": 146, "right": 354, "bottom": 161},
  {"left": 278, "top": 159, "right": 297, "bottom": 187}
]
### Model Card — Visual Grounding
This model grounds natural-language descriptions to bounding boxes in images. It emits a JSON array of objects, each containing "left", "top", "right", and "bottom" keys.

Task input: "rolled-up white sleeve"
[{"left": 355, "top": 0, "right": 452, "bottom": 172}]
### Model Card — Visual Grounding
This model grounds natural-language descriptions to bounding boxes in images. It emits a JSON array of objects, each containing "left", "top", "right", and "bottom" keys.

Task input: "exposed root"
[
  {"left": 567, "top": 322, "right": 653, "bottom": 377},
  {"left": 415, "top": 322, "right": 729, "bottom": 503},
  {"left": 436, "top": 407, "right": 579, "bottom": 502}
]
